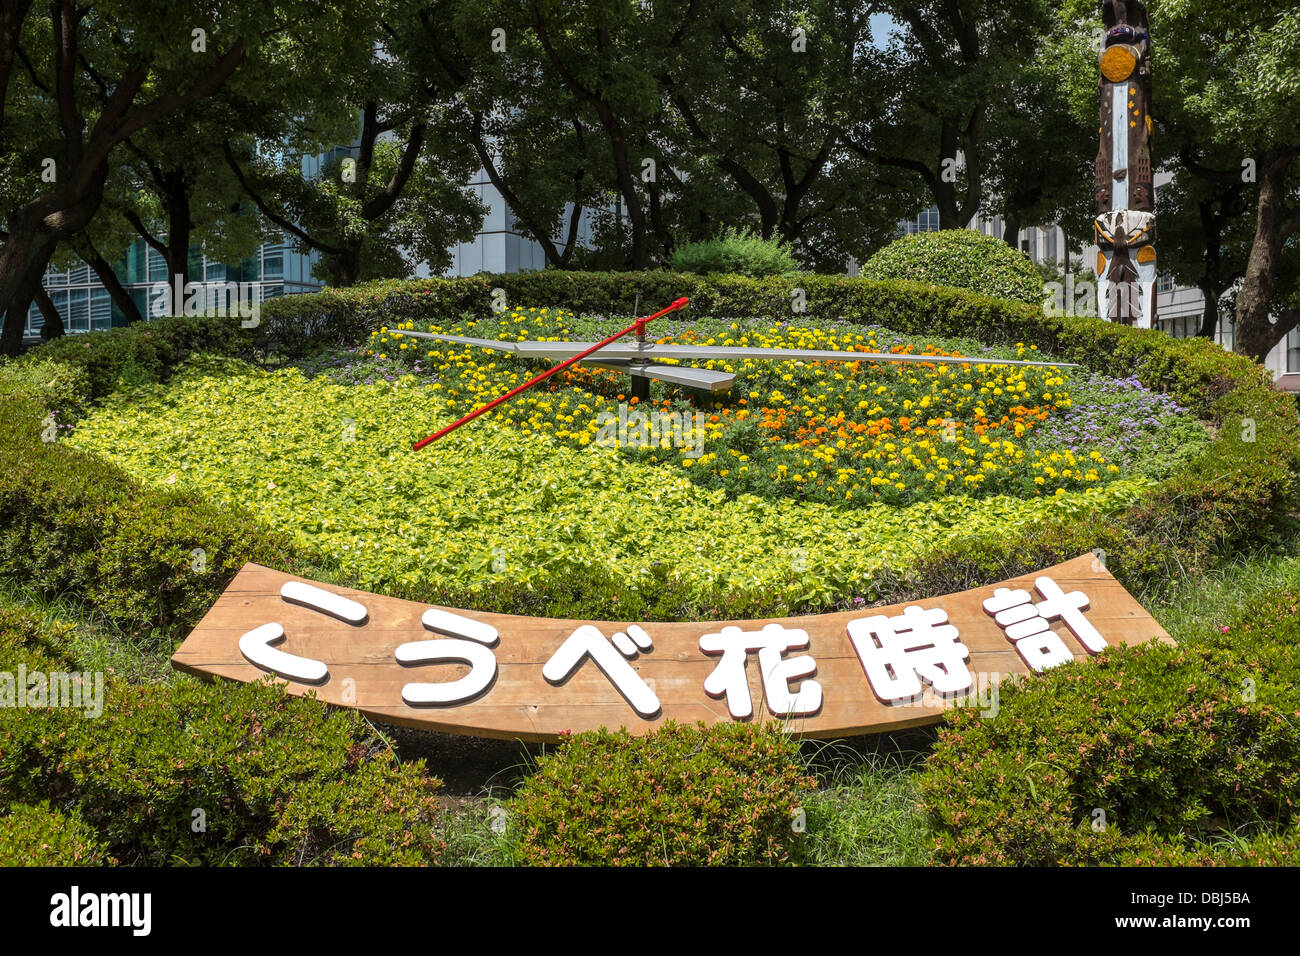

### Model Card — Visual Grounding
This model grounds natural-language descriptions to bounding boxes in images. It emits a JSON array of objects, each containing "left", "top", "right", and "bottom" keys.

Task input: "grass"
[
  {"left": 1145, "top": 541, "right": 1300, "bottom": 646},
  {"left": 798, "top": 738, "right": 933, "bottom": 865},
  {"left": 0, "top": 578, "right": 175, "bottom": 685}
]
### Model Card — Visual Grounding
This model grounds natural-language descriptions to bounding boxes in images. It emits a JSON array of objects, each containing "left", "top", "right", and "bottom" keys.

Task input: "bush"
[
  {"left": 0, "top": 803, "right": 113, "bottom": 866},
  {"left": 0, "top": 385, "right": 322, "bottom": 645},
  {"left": 669, "top": 228, "right": 798, "bottom": 277},
  {"left": 26, "top": 314, "right": 257, "bottom": 405},
  {"left": 0, "top": 357, "right": 90, "bottom": 424},
  {"left": 0, "top": 584, "right": 445, "bottom": 867},
  {"left": 510, "top": 722, "right": 815, "bottom": 866},
  {"left": 918, "top": 585, "right": 1300, "bottom": 865},
  {"left": 861, "top": 230, "right": 1046, "bottom": 306}
]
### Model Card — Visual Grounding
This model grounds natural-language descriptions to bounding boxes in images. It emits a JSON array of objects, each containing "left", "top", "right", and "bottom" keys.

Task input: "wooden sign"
[{"left": 172, "top": 554, "right": 1172, "bottom": 741}]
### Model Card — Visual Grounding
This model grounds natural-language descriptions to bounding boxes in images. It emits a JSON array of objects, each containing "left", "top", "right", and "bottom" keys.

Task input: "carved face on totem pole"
[{"left": 1094, "top": 0, "right": 1157, "bottom": 328}]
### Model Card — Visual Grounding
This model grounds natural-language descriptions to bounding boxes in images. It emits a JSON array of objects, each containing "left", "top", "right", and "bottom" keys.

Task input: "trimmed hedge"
[
  {"left": 0, "top": 602, "right": 447, "bottom": 866},
  {"left": 509, "top": 722, "right": 815, "bottom": 866},
  {"left": 0, "top": 384, "right": 323, "bottom": 645},
  {"left": 10, "top": 270, "right": 1299, "bottom": 627},
  {"left": 25, "top": 313, "right": 257, "bottom": 408},
  {"left": 919, "top": 584, "right": 1300, "bottom": 865},
  {"left": 861, "top": 229, "right": 1046, "bottom": 306}
]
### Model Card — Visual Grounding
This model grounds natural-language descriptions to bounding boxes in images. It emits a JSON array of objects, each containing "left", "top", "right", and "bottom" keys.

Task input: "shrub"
[
  {"left": 0, "top": 385, "right": 322, "bottom": 645},
  {"left": 26, "top": 313, "right": 257, "bottom": 404},
  {"left": 861, "top": 230, "right": 1046, "bottom": 306},
  {"left": 510, "top": 722, "right": 816, "bottom": 866},
  {"left": 918, "top": 585, "right": 1300, "bottom": 865},
  {"left": 0, "top": 357, "right": 90, "bottom": 424},
  {"left": 669, "top": 228, "right": 799, "bottom": 277},
  {"left": 0, "top": 596, "right": 454, "bottom": 869},
  {"left": 0, "top": 591, "right": 445, "bottom": 867},
  {"left": 0, "top": 803, "right": 113, "bottom": 866}
]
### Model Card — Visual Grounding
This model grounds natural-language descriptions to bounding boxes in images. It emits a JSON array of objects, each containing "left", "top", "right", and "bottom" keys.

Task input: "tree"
[
  {"left": 659, "top": 0, "right": 920, "bottom": 270},
  {"left": 0, "top": 1, "right": 261, "bottom": 354},
  {"left": 979, "top": 22, "right": 1096, "bottom": 249},
  {"left": 1155, "top": 141, "right": 1253, "bottom": 340},
  {"left": 1153, "top": 0, "right": 1300, "bottom": 360},
  {"left": 225, "top": 2, "right": 486, "bottom": 286},
  {"left": 856, "top": 0, "right": 1057, "bottom": 230}
]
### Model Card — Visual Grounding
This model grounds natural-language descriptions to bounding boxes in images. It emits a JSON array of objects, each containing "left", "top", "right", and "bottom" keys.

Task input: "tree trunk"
[
  {"left": 0, "top": 221, "right": 60, "bottom": 356},
  {"left": 81, "top": 244, "right": 144, "bottom": 323},
  {"left": 35, "top": 284, "right": 64, "bottom": 338},
  {"left": 1002, "top": 209, "right": 1022, "bottom": 249},
  {"left": 1233, "top": 151, "right": 1300, "bottom": 361},
  {"left": 0, "top": 288, "right": 33, "bottom": 355},
  {"left": 165, "top": 174, "right": 193, "bottom": 313},
  {"left": 1196, "top": 279, "right": 1220, "bottom": 339}
]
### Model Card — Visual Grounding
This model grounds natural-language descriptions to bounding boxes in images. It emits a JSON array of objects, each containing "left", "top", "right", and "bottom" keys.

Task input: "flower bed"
[
  {"left": 361, "top": 308, "right": 1206, "bottom": 506},
  {"left": 67, "top": 355, "right": 1150, "bottom": 617}
]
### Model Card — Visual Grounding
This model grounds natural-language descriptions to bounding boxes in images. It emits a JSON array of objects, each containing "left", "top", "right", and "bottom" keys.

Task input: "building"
[{"left": 19, "top": 237, "right": 321, "bottom": 338}]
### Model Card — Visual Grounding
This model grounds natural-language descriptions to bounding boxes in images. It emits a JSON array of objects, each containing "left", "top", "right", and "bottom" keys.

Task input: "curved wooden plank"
[{"left": 171, "top": 554, "right": 1172, "bottom": 742}]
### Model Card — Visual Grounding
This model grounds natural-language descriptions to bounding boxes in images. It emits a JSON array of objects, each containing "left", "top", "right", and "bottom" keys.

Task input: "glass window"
[
  {"left": 1157, "top": 272, "right": 1174, "bottom": 294},
  {"left": 262, "top": 243, "right": 285, "bottom": 281},
  {"left": 1287, "top": 328, "right": 1300, "bottom": 374},
  {"left": 25, "top": 300, "right": 43, "bottom": 336},
  {"left": 129, "top": 287, "right": 149, "bottom": 323},
  {"left": 67, "top": 288, "right": 89, "bottom": 332},
  {"left": 1217, "top": 317, "right": 1235, "bottom": 352},
  {"left": 90, "top": 288, "right": 111, "bottom": 330},
  {"left": 124, "top": 241, "right": 147, "bottom": 285},
  {"left": 147, "top": 247, "right": 168, "bottom": 283}
]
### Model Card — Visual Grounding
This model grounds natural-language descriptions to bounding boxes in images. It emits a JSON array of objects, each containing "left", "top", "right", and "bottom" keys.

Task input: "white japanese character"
[
  {"left": 397, "top": 608, "right": 500, "bottom": 705},
  {"left": 239, "top": 580, "right": 371, "bottom": 684},
  {"left": 542, "top": 624, "right": 660, "bottom": 717},
  {"left": 698, "top": 623, "right": 822, "bottom": 720},
  {"left": 983, "top": 586, "right": 1073, "bottom": 672},
  {"left": 846, "top": 605, "right": 972, "bottom": 703},
  {"left": 1032, "top": 576, "right": 1106, "bottom": 653},
  {"left": 982, "top": 576, "right": 1106, "bottom": 673}
]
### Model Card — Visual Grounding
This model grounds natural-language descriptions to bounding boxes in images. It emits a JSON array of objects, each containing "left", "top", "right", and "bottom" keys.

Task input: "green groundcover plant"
[{"left": 66, "top": 355, "right": 1153, "bottom": 618}]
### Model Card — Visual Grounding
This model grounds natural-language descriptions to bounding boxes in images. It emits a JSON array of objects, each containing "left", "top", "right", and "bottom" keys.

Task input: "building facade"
[{"left": 20, "top": 238, "right": 321, "bottom": 338}]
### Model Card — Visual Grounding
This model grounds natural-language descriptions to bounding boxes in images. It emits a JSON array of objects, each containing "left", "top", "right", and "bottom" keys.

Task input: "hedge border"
[
  {"left": 7, "top": 270, "right": 1298, "bottom": 635},
  {"left": 252, "top": 271, "right": 1299, "bottom": 602}
]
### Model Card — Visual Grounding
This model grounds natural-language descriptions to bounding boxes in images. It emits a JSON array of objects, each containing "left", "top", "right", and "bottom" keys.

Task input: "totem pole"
[{"left": 1094, "top": 0, "right": 1157, "bottom": 328}]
